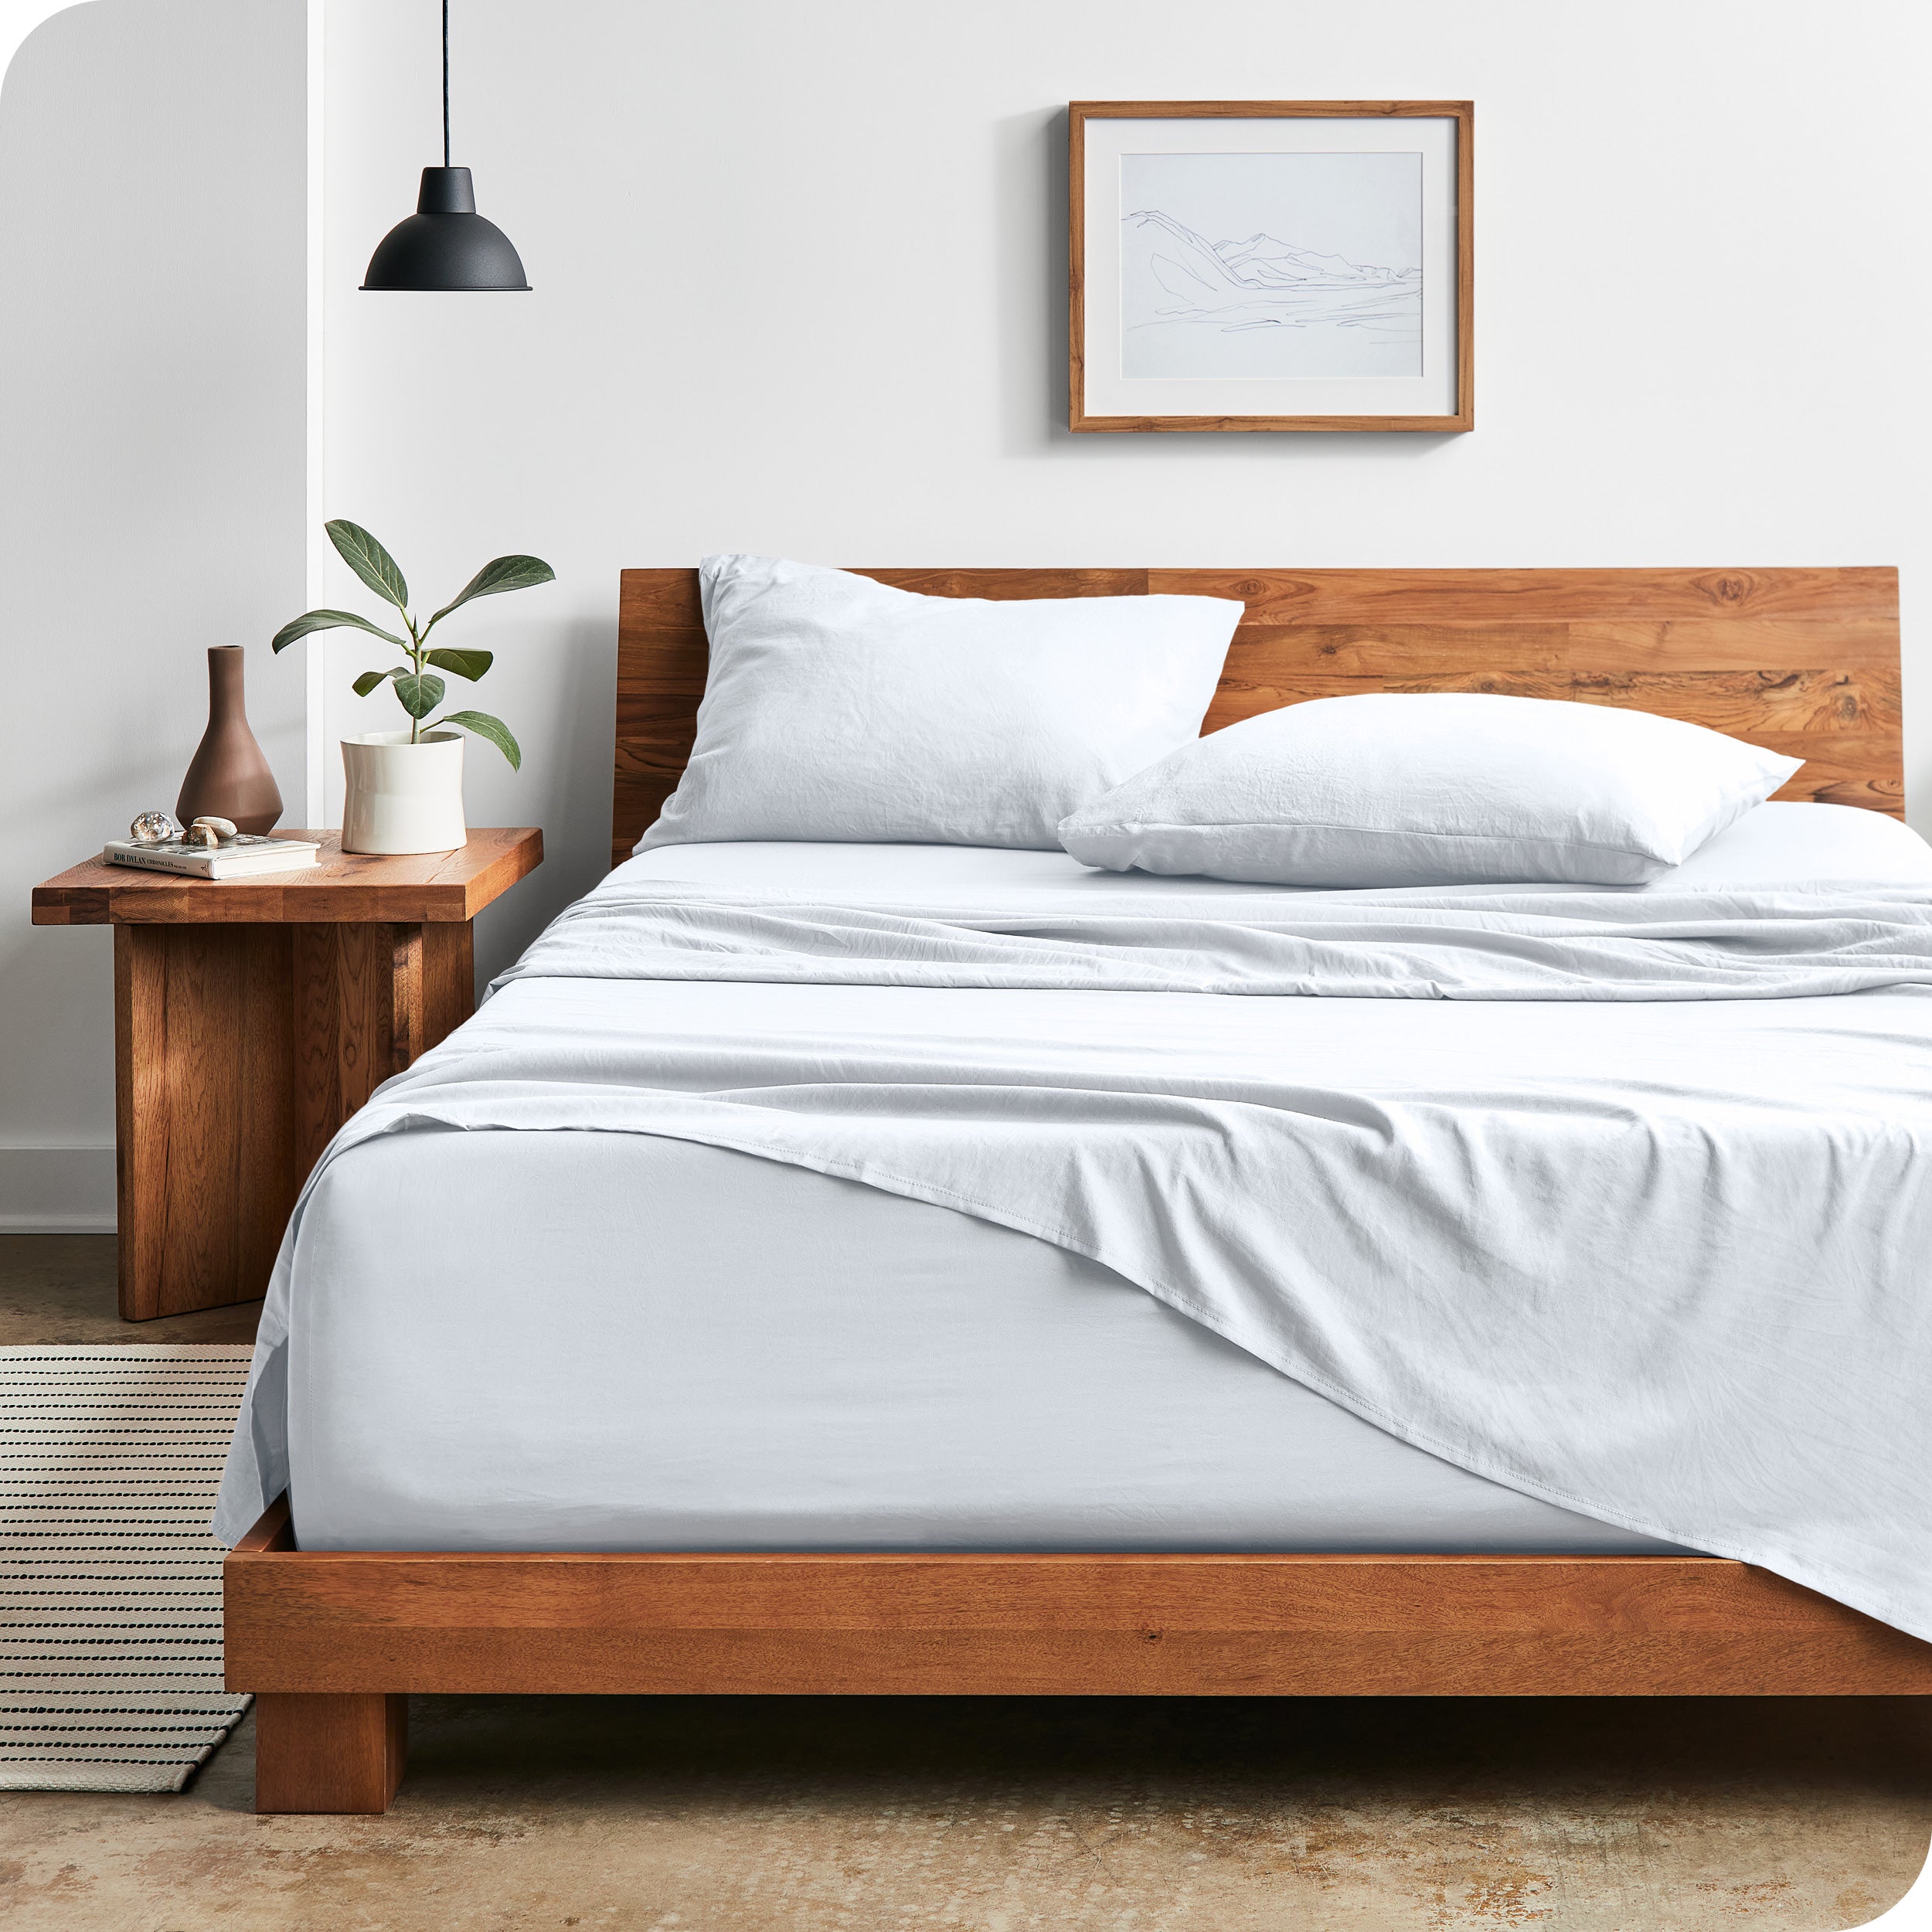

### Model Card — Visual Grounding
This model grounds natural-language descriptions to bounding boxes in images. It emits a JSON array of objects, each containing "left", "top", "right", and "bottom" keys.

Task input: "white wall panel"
[
  {"left": 317, "top": 0, "right": 1932, "bottom": 989},
  {"left": 0, "top": 1, "right": 305, "bottom": 1223}
]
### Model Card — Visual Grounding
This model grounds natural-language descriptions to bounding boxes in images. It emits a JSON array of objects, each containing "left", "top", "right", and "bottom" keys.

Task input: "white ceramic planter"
[{"left": 341, "top": 730, "right": 468, "bottom": 855}]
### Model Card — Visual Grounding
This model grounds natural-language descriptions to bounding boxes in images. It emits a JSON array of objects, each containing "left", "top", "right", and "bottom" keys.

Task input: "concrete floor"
[
  {"left": 2, "top": 1236, "right": 1927, "bottom": 1931},
  {"left": 0, "top": 1233, "right": 263, "bottom": 1347}
]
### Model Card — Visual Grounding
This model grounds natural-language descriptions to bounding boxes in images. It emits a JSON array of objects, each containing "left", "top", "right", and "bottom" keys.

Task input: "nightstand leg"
[
  {"left": 112, "top": 918, "right": 480, "bottom": 1321},
  {"left": 412, "top": 921, "right": 477, "bottom": 1065},
  {"left": 291, "top": 922, "right": 477, "bottom": 1178},
  {"left": 113, "top": 924, "right": 299, "bottom": 1321}
]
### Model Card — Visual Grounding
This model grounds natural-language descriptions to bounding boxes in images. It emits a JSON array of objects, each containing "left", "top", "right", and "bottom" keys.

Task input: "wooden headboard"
[{"left": 613, "top": 566, "right": 1903, "bottom": 866}]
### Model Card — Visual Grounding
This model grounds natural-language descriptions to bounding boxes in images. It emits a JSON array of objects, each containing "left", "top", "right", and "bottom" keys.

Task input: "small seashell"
[
  {"left": 185, "top": 816, "right": 237, "bottom": 848},
  {"left": 128, "top": 811, "right": 183, "bottom": 846}
]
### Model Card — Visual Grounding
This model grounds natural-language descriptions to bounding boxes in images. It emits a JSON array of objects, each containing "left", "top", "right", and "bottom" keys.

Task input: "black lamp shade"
[{"left": 361, "top": 167, "right": 529, "bottom": 291}]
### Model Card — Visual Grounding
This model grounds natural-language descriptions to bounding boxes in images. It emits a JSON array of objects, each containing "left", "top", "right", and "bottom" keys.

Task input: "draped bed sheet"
[{"left": 214, "top": 804, "right": 1932, "bottom": 1640}]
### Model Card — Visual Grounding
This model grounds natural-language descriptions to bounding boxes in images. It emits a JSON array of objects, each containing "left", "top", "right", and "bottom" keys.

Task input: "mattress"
[{"left": 283, "top": 802, "right": 1931, "bottom": 1554}]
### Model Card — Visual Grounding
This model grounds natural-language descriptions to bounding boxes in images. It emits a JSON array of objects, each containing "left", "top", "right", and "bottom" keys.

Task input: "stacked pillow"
[
  {"left": 1059, "top": 692, "right": 1802, "bottom": 887},
  {"left": 647, "top": 558, "right": 1801, "bottom": 885}
]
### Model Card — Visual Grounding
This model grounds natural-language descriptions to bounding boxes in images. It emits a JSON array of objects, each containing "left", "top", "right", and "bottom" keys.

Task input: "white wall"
[
  {"left": 0, "top": 0, "right": 305, "bottom": 1226},
  {"left": 5, "top": 1, "right": 1926, "bottom": 1223},
  {"left": 319, "top": 0, "right": 1932, "bottom": 988}
]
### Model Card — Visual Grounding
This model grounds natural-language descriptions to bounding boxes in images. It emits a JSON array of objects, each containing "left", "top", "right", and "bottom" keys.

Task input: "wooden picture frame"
[{"left": 1069, "top": 102, "right": 1475, "bottom": 433}]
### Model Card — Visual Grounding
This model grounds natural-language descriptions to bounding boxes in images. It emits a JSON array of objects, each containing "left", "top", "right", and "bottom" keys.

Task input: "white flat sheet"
[{"left": 216, "top": 806, "right": 1932, "bottom": 1617}]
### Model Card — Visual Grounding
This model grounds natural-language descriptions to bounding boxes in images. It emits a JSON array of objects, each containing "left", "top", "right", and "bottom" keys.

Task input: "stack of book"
[{"left": 102, "top": 835, "right": 322, "bottom": 879}]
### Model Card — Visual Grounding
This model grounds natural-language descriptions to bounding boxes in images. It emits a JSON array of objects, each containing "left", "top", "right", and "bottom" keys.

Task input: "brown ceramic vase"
[{"left": 176, "top": 645, "right": 283, "bottom": 834}]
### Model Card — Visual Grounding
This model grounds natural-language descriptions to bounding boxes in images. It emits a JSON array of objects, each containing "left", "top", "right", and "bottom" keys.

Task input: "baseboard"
[{"left": 0, "top": 1148, "right": 116, "bottom": 1232}]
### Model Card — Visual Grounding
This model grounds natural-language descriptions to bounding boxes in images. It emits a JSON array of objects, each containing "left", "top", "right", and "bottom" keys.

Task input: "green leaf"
[
  {"left": 437, "top": 709, "right": 522, "bottom": 770},
  {"left": 351, "top": 668, "right": 401, "bottom": 697},
  {"left": 270, "top": 607, "right": 406, "bottom": 652},
  {"left": 424, "top": 647, "right": 493, "bottom": 682},
  {"left": 426, "top": 554, "right": 555, "bottom": 629},
  {"left": 392, "top": 672, "right": 446, "bottom": 719},
  {"left": 325, "top": 519, "right": 410, "bottom": 614}
]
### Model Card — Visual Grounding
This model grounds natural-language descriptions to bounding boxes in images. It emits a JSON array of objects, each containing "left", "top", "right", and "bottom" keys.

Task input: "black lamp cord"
[{"left": 442, "top": 0, "right": 451, "bottom": 168}]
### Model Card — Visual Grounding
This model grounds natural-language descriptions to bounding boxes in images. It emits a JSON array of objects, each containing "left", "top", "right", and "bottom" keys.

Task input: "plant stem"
[{"left": 406, "top": 613, "right": 423, "bottom": 744}]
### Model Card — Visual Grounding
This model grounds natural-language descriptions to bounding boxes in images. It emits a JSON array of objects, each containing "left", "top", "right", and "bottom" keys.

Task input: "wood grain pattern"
[
  {"left": 230, "top": 1470, "right": 1932, "bottom": 1811},
  {"left": 417, "top": 923, "right": 475, "bottom": 1071},
  {"left": 1158, "top": 566, "right": 1900, "bottom": 622},
  {"left": 234, "top": 1492, "right": 297, "bottom": 1553},
  {"left": 253, "top": 1693, "right": 407, "bottom": 1815},
  {"left": 285, "top": 923, "right": 469, "bottom": 1180},
  {"left": 32, "top": 828, "right": 543, "bottom": 927},
  {"left": 57, "top": 848, "right": 535, "bottom": 1318},
  {"left": 114, "top": 924, "right": 297, "bottom": 1321},
  {"left": 612, "top": 566, "right": 1904, "bottom": 859},
  {"left": 226, "top": 1513, "right": 1932, "bottom": 1709},
  {"left": 245, "top": 1630, "right": 1932, "bottom": 1706},
  {"left": 291, "top": 924, "right": 389, "bottom": 1180},
  {"left": 287, "top": 921, "right": 484, "bottom": 1207},
  {"left": 1068, "top": 104, "right": 1474, "bottom": 434}
]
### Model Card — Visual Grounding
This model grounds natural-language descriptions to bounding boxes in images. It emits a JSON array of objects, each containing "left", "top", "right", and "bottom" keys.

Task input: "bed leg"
[{"left": 253, "top": 1692, "right": 408, "bottom": 1814}]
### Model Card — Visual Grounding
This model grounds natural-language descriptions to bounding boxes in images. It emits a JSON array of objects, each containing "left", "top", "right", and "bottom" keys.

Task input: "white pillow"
[
  {"left": 1058, "top": 692, "right": 1803, "bottom": 887},
  {"left": 639, "top": 556, "right": 1242, "bottom": 851}
]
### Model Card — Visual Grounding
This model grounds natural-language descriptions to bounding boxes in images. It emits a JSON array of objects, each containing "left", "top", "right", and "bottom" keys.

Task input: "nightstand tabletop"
[{"left": 32, "top": 828, "right": 543, "bottom": 925}]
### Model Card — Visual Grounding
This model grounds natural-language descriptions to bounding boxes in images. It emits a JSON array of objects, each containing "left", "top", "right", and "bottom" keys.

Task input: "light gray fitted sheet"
[
  {"left": 282, "top": 803, "right": 1932, "bottom": 1556},
  {"left": 290, "top": 1128, "right": 1691, "bottom": 1553}
]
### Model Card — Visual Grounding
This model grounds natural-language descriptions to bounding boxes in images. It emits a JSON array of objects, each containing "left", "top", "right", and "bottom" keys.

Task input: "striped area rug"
[{"left": 1, "top": 1345, "right": 254, "bottom": 1791}]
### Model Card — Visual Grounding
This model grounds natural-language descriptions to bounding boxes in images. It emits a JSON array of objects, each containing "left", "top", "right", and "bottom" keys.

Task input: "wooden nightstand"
[{"left": 32, "top": 829, "right": 543, "bottom": 1321}]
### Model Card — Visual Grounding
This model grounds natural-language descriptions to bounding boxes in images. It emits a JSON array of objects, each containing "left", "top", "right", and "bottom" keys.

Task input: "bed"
[{"left": 223, "top": 564, "right": 1932, "bottom": 1816}]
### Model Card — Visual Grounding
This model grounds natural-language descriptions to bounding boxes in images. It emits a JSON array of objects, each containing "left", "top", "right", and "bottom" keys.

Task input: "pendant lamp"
[{"left": 362, "top": 0, "right": 529, "bottom": 291}]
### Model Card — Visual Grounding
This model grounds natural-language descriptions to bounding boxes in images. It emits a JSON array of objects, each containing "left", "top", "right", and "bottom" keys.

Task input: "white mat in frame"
[{"left": 0, "top": 1346, "right": 253, "bottom": 1792}]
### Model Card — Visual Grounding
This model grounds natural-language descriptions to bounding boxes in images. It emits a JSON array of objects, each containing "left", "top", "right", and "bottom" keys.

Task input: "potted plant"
[{"left": 272, "top": 520, "right": 556, "bottom": 854}]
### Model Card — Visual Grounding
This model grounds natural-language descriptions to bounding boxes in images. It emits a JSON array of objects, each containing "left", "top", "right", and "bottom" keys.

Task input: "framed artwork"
[{"left": 1070, "top": 101, "right": 1473, "bottom": 434}]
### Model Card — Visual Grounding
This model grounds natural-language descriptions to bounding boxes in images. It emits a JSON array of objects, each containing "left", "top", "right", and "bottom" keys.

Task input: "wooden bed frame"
[{"left": 229, "top": 565, "right": 1921, "bottom": 1815}]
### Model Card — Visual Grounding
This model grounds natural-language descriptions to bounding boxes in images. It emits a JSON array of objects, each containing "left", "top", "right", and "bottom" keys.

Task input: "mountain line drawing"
[{"left": 1121, "top": 209, "right": 1423, "bottom": 376}]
